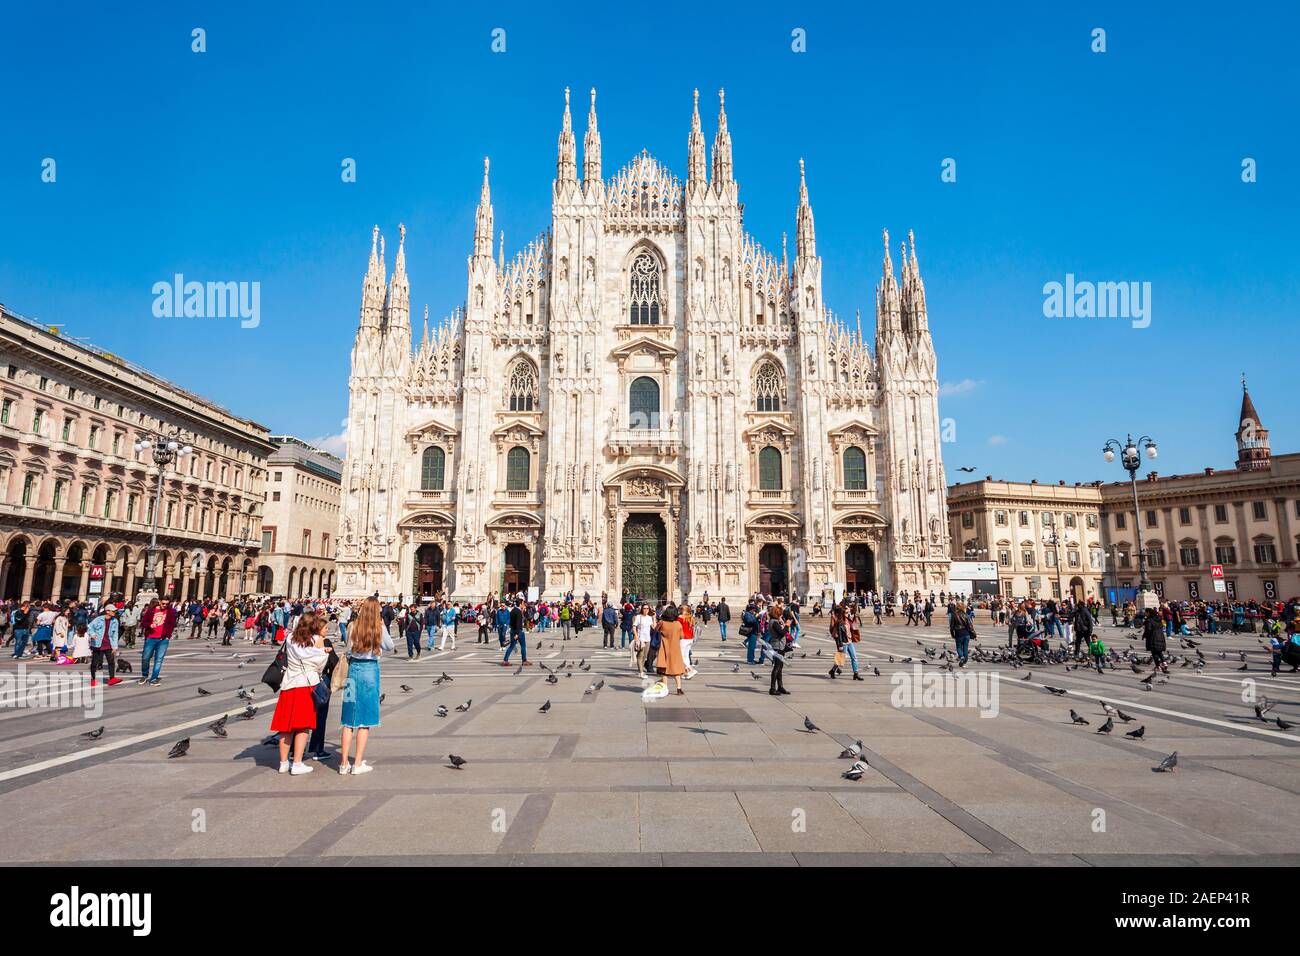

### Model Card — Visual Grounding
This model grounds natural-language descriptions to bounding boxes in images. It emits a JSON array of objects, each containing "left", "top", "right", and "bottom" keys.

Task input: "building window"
[
  {"left": 759, "top": 446, "right": 783, "bottom": 490},
  {"left": 67, "top": 386, "right": 76, "bottom": 401},
  {"left": 1214, "top": 504, "right": 1228, "bottom": 523},
  {"left": 1179, "top": 546, "right": 1200, "bottom": 565},
  {"left": 421, "top": 446, "right": 446, "bottom": 490},
  {"left": 89, "top": 425, "right": 99, "bottom": 448},
  {"left": 1178, "top": 507, "right": 1191, "bottom": 525},
  {"left": 1064, "top": 513, "right": 1076, "bottom": 528},
  {"left": 62, "top": 418, "right": 73, "bottom": 441},
  {"left": 844, "top": 447, "right": 867, "bottom": 490},
  {"left": 1145, "top": 510, "right": 1157, "bottom": 528},
  {"left": 1018, "top": 511, "right": 1030, "bottom": 527},
  {"left": 322, "top": 533, "right": 330, "bottom": 558},
  {"left": 998, "top": 548, "right": 1011, "bottom": 567},
  {"left": 1021, "top": 550, "right": 1036, "bottom": 567},
  {"left": 1067, "top": 550, "right": 1080, "bottom": 568},
  {"left": 273, "top": 471, "right": 282, "bottom": 481},
  {"left": 629, "top": 376, "right": 660, "bottom": 429},
  {"left": 112, "top": 433, "right": 122, "bottom": 455},
  {"left": 1043, "top": 512, "right": 1054, "bottom": 526},
  {"left": 1045, "top": 550, "right": 1057, "bottom": 567},
  {"left": 21, "top": 474, "right": 34, "bottom": 506},
  {"left": 506, "top": 446, "right": 530, "bottom": 491},
  {"left": 1148, "top": 548, "right": 1166, "bottom": 568},
  {"left": 959, "top": 510, "right": 974, "bottom": 529},
  {"left": 165, "top": 501, "right": 174, "bottom": 527},
  {"left": 302, "top": 530, "right": 311, "bottom": 554},
  {"left": 127, "top": 494, "right": 137, "bottom": 521},
  {"left": 1086, "top": 514, "right": 1098, "bottom": 529},
  {"left": 52, "top": 479, "right": 64, "bottom": 511},
  {"left": 754, "top": 361, "right": 784, "bottom": 412},
  {"left": 1251, "top": 501, "right": 1267, "bottom": 520},
  {"left": 1254, "top": 542, "right": 1277, "bottom": 564},
  {"left": 262, "top": 529, "right": 274, "bottom": 551},
  {"left": 32, "top": 409, "right": 43, "bottom": 434},
  {"left": 1115, "top": 513, "right": 1126, "bottom": 530},
  {"left": 505, "top": 359, "right": 538, "bottom": 412},
  {"left": 1089, "top": 548, "right": 1102, "bottom": 569},
  {"left": 1214, "top": 544, "right": 1237, "bottom": 565},
  {"left": 79, "top": 486, "right": 90, "bottom": 515},
  {"left": 183, "top": 504, "right": 193, "bottom": 529},
  {"left": 103, "top": 490, "right": 116, "bottom": 519},
  {"left": 39, "top": 376, "right": 48, "bottom": 391},
  {"left": 272, "top": 491, "right": 280, "bottom": 502},
  {"left": 994, "top": 510, "right": 1008, "bottom": 526},
  {"left": 0, "top": 399, "right": 10, "bottom": 425},
  {"left": 627, "top": 251, "right": 662, "bottom": 325},
  {"left": 93, "top": 397, "right": 102, "bottom": 410}
]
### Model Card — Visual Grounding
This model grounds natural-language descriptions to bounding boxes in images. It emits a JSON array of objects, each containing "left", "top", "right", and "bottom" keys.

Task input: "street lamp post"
[
  {"left": 134, "top": 428, "right": 193, "bottom": 603},
  {"left": 1102, "top": 433, "right": 1159, "bottom": 610},
  {"left": 1042, "top": 523, "right": 1067, "bottom": 602}
]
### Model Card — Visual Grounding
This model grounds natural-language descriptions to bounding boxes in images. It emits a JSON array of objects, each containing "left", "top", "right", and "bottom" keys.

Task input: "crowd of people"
[{"left": 4, "top": 584, "right": 1297, "bottom": 776}]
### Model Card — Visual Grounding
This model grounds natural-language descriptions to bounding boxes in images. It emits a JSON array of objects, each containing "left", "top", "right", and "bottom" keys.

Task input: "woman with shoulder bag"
[
  {"left": 270, "top": 611, "right": 328, "bottom": 775},
  {"left": 766, "top": 602, "right": 791, "bottom": 695},
  {"left": 654, "top": 604, "right": 687, "bottom": 696}
]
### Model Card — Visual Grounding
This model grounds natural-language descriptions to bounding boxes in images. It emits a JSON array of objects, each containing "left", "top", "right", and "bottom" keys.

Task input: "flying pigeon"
[
  {"left": 842, "top": 759, "right": 869, "bottom": 780},
  {"left": 167, "top": 737, "right": 190, "bottom": 759},
  {"left": 546, "top": 674, "right": 558, "bottom": 684},
  {"left": 455, "top": 699, "right": 472, "bottom": 712},
  {"left": 197, "top": 687, "right": 212, "bottom": 696},
  {"left": 208, "top": 716, "right": 228, "bottom": 738},
  {"left": 440, "top": 672, "right": 454, "bottom": 682},
  {"left": 539, "top": 700, "right": 551, "bottom": 714},
  {"left": 957, "top": 466, "right": 977, "bottom": 473},
  {"left": 448, "top": 754, "right": 467, "bottom": 769},
  {"left": 1125, "top": 725, "right": 1146, "bottom": 739},
  {"left": 82, "top": 726, "right": 105, "bottom": 740},
  {"left": 1096, "top": 717, "right": 1114, "bottom": 735},
  {"left": 751, "top": 671, "right": 762, "bottom": 680},
  {"left": 1153, "top": 751, "right": 1178, "bottom": 773},
  {"left": 1070, "top": 710, "right": 1089, "bottom": 725},
  {"left": 513, "top": 663, "right": 524, "bottom": 676},
  {"left": 838, "top": 740, "right": 863, "bottom": 759}
]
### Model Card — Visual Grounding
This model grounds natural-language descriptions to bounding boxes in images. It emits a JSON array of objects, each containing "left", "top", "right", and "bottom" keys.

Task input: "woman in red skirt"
[{"left": 271, "top": 612, "right": 328, "bottom": 775}]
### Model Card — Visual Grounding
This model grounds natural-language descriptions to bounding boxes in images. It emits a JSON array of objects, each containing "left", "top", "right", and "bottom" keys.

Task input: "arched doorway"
[
  {"left": 758, "top": 543, "right": 789, "bottom": 597},
  {"left": 287, "top": 567, "right": 297, "bottom": 598},
  {"left": 415, "top": 544, "right": 444, "bottom": 598},
  {"left": 1070, "top": 576, "right": 1085, "bottom": 602},
  {"left": 621, "top": 514, "right": 666, "bottom": 603},
  {"left": 502, "top": 544, "right": 530, "bottom": 595},
  {"left": 845, "top": 543, "right": 876, "bottom": 595},
  {"left": 257, "top": 566, "right": 274, "bottom": 594},
  {"left": 3, "top": 538, "right": 28, "bottom": 601},
  {"left": 32, "top": 541, "right": 59, "bottom": 602},
  {"left": 59, "top": 543, "right": 85, "bottom": 601}
]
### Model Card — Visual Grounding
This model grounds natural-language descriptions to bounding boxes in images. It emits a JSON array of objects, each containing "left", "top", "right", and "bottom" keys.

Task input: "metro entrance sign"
[{"left": 1210, "top": 564, "right": 1224, "bottom": 579}]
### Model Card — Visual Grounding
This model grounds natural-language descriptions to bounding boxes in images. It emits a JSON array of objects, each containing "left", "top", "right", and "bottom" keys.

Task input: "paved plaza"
[{"left": 1, "top": 618, "right": 1297, "bottom": 866}]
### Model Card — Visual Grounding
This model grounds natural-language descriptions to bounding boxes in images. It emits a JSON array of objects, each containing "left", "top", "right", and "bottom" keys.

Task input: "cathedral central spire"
[
  {"left": 795, "top": 158, "right": 816, "bottom": 259},
  {"left": 473, "top": 157, "right": 493, "bottom": 259},
  {"left": 557, "top": 87, "right": 577, "bottom": 183},
  {"left": 582, "top": 87, "right": 602, "bottom": 184}
]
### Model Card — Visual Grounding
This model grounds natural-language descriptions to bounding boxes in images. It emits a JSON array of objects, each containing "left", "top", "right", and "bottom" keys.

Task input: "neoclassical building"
[
  {"left": 336, "top": 89, "right": 950, "bottom": 602},
  {"left": 0, "top": 305, "right": 272, "bottom": 603},
  {"left": 259, "top": 436, "right": 342, "bottom": 598}
]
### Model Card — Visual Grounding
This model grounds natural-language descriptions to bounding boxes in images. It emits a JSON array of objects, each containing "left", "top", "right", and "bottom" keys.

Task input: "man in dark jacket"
[
  {"left": 1143, "top": 606, "right": 1167, "bottom": 673},
  {"left": 1071, "top": 603, "right": 1094, "bottom": 659},
  {"left": 716, "top": 599, "right": 731, "bottom": 641},
  {"left": 502, "top": 600, "right": 529, "bottom": 665},
  {"left": 600, "top": 602, "right": 618, "bottom": 648}
]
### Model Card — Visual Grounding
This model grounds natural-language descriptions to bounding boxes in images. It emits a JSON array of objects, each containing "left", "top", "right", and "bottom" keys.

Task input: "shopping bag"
[{"left": 833, "top": 650, "right": 846, "bottom": 668}]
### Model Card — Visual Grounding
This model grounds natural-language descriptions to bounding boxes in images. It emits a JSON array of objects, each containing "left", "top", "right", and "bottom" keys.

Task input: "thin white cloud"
[
  {"left": 310, "top": 431, "right": 348, "bottom": 458},
  {"left": 988, "top": 435, "right": 1009, "bottom": 446},
  {"left": 939, "top": 378, "right": 984, "bottom": 397}
]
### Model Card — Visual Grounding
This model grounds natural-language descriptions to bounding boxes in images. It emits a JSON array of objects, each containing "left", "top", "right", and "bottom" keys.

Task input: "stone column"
[
  {"left": 77, "top": 561, "right": 92, "bottom": 602},
  {"left": 124, "top": 562, "right": 136, "bottom": 600},
  {"left": 49, "top": 552, "right": 65, "bottom": 602},
  {"left": 20, "top": 558, "right": 36, "bottom": 602}
]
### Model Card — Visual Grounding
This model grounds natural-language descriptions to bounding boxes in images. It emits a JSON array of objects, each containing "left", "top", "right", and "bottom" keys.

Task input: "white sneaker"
[
  {"left": 290, "top": 762, "right": 314, "bottom": 775},
  {"left": 351, "top": 761, "right": 373, "bottom": 775},
  {"left": 278, "top": 761, "right": 290, "bottom": 774},
  {"left": 338, "top": 763, "right": 351, "bottom": 775}
]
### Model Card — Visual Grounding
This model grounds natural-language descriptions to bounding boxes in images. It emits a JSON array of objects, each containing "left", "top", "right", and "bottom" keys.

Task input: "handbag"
[
  {"left": 330, "top": 652, "right": 349, "bottom": 692},
  {"left": 311, "top": 678, "right": 331, "bottom": 707},
  {"left": 261, "top": 640, "right": 289, "bottom": 692},
  {"left": 833, "top": 650, "right": 846, "bottom": 668}
]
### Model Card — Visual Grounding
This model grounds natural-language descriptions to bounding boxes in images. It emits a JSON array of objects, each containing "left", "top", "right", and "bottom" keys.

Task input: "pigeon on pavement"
[
  {"left": 167, "top": 738, "right": 190, "bottom": 759},
  {"left": 1096, "top": 717, "right": 1114, "bottom": 735},
  {"left": 1125, "top": 725, "right": 1146, "bottom": 739},
  {"left": 842, "top": 760, "right": 869, "bottom": 781},
  {"left": 455, "top": 699, "right": 472, "bottom": 712},
  {"left": 209, "top": 715, "right": 228, "bottom": 738},
  {"left": 838, "top": 740, "right": 863, "bottom": 759},
  {"left": 1153, "top": 751, "right": 1178, "bottom": 772},
  {"left": 448, "top": 754, "right": 467, "bottom": 769},
  {"left": 539, "top": 700, "right": 551, "bottom": 714},
  {"left": 1070, "top": 710, "right": 1089, "bottom": 725},
  {"left": 82, "top": 726, "right": 105, "bottom": 740},
  {"left": 197, "top": 687, "right": 212, "bottom": 696}
]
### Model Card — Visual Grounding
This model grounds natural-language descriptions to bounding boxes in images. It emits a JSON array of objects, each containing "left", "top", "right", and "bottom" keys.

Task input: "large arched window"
[
  {"left": 754, "top": 360, "right": 784, "bottom": 412},
  {"left": 505, "top": 359, "right": 538, "bottom": 412},
  {"left": 629, "top": 376, "right": 660, "bottom": 429},
  {"left": 759, "top": 446, "right": 783, "bottom": 490},
  {"left": 628, "top": 251, "right": 662, "bottom": 325},
  {"left": 843, "top": 446, "right": 867, "bottom": 490},
  {"left": 421, "top": 446, "right": 446, "bottom": 491},
  {"left": 506, "top": 446, "right": 530, "bottom": 491}
]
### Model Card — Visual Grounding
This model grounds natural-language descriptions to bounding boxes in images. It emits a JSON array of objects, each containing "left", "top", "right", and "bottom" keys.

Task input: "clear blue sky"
[{"left": 2, "top": 1, "right": 1296, "bottom": 481}]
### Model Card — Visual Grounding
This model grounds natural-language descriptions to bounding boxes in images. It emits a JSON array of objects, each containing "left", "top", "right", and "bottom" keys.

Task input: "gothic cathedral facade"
[{"left": 335, "top": 89, "right": 950, "bottom": 602}]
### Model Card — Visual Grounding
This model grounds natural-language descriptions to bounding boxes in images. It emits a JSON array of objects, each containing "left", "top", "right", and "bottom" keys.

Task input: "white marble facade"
[{"left": 335, "top": 89, "right": 950, "bottom": 602}]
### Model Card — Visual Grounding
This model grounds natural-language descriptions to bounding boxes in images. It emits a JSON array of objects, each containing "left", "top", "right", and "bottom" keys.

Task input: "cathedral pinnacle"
[
  {"left": 795, "top": 158, "right": 816, "bottom": 259},
  {"left": 473, "top": 157, "right": 494, "bottom": 259},
  {"left": 711, "top": 88, "right": 733, "bottom": 185},
  {"left": 557, "top": 87, "right": 577, "bottom": 183},
  {"left": 687, "top": 87, "right": 707, "bottom": 185},
  {"left": 583, "top": 87, "right": 602, "bottom": 184}
]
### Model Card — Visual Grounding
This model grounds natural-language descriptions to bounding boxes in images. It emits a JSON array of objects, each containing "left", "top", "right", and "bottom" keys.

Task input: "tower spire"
[
  {"left": 360, "top": 224, "right": 385, "bottom": 329},
  {"left": 795, "top": 158, "right": 816, "bottom": 259},
  {"left": 687, "top": 88, "right": 707, "bottom": 185},
  {"left": 473, "top": 157, "right": 493, "bottom": 259},
  {"left": 711, "top": 88, "right": 733, "bottom": 185},
  {"left": 1236, "top": 374, "right": 1271, "bottom": 470},
  {"left": 901, "top": 229, "right": 928, "bottom": 333},
  {"left": 876, "top": 228, "right": 901, "bottom": 333},
  {"left": 582, "top": 87, "right": 602, "bottom": 184},
  {"left": 557, "top": 87, "right": 577, "bottom": 183}
]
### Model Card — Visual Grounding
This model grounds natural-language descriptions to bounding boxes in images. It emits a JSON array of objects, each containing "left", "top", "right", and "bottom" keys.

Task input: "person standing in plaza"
[
  {"left": 403, "top": 604, "right": 423, "bottom": 660},
  {"left": 336, "top": 600, "right": 352, "bottom": 644},
  {"left": 339, "top": 597, "right": 385, "bottom": 775},
  {"left": 679, "top": 603, "right": 697, "bottom": 679},
  {"left": 716, "top": 597, "right": 730, "bottom": 642},
  {"left": 1142, "top": 606, "right": 1168, "bottom": 674},
  {"left": 118, "top": 600, "right": 139, "bottom": 648},
  {"left": 138, "top": 598, "right": 177, "bottom": 685},
  {"left": 438, "top": 600, "right": 458, "bottom": 650},
  {"left": 741, "top": 601, "right": 761, "bottom": 665},
  {"left": 654, "top": 604, "right": 687, "bottom": 696},
  {"left": 632, "top": 602, "right": 654, "bottom": 677},
  {"left": 766, "top": 602, "right": 791, "bottom": 696},
  {"left": 501, "top": 599, "right": 530, "bottom": 666},
  {"left": 422, "top": 601, "right": 438, "bottom": 653},
  {"left": 271, "top": 611, "right": 328, "bottom": 775},
  {"left": 86, "top": 605, "right": 122, "bottom": 687},
  {"left": 950, "top": 601, "right": 974, "bottom": 666},
  {"left": 600, "top": 600, "right": 618, "bottom": 649}
]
